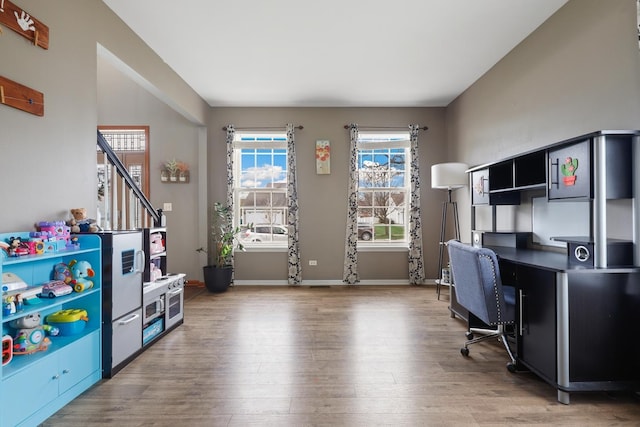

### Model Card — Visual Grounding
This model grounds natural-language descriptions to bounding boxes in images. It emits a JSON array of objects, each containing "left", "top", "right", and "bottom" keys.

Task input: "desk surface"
[{"left": 487, "top": 245, "right": 639, "bottom": 274}]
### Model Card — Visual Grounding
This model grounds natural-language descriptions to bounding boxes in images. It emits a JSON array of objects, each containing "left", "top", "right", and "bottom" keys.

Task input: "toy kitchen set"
[
  {"left": 141, "top": 225, "right": 185, "bottom": 346},
  {"left": 99, "top": 228, "right": 185, "bottom": 378}
]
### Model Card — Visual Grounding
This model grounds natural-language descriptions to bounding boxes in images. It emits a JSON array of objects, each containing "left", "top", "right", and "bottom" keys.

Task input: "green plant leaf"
[{"left": 198, "top": 202, "right": 248, "bottom": 267}]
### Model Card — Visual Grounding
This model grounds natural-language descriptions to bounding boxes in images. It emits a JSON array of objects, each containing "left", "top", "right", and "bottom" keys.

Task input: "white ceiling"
[{"left": 102, "top": 0, "right": 568, "bottom": 108}]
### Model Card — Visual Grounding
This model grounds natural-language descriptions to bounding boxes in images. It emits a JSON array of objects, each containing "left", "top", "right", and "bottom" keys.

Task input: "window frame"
[
  {"left": 356, "top": 132, "right": 411, "bottom": 248},
  {"left": 232, "top": 132, "right": 289, "bottom": 249}
]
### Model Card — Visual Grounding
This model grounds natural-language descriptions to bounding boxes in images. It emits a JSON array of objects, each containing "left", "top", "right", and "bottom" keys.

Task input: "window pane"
[
  {"left": 358, "top": 191, "right": 372, "bottom": 207},
  {"left": 235, "top": 144, "right": 288, "bottom": 246},
  {"left": 356, "top": 136, "right": 410, "bottom": 244},
  {"left": 390, "top": 150, "right": 406, "bottom": 171}
]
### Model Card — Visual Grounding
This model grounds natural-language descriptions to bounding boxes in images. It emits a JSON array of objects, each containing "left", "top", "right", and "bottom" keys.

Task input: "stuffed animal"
[
  {"left": 7, "top": 236, "right": 29, "bottom": 257},
  {"left": 68, "top": 259, "right": 95, "bottom": 292},
  {"left": 66, "top": 208, "right": 100, "bottom": 233},
  {"left": 53, "top": 262, "right": 75, "bottom": 286},
  {"left": 10, "top": 312, "right": 59, "bottom": 355}
]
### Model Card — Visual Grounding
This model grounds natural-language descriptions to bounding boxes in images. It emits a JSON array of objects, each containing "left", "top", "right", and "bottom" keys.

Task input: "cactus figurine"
[{"left": 560, "top": 157, "right": 578, "bottom": 186}]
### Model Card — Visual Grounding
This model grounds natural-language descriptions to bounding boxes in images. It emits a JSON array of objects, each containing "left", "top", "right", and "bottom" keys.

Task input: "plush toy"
[
  {"left": 68, "top": 259, "right": 95, "bottom": 292},
  {"left": 53, "top": 262, "right": 75, "bottom": 286},
  {"left": 10, "top": 312, "right": 59, "bottom": 355},
  {"left": 7, "top": 237, "right": 29, "bottom": 257},
  {"left": 66, "top": 208, "right": 100, "bottom": 233}
]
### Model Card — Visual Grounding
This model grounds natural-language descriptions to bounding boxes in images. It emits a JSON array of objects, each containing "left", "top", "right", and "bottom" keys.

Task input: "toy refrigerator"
[{"left": 96, "top": 231, "right": 144, "bottom": 378}]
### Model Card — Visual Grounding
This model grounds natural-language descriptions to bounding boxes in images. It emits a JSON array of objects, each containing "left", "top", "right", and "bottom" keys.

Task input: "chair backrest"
[{"left": 447, "top": 240, "right": 509, "bottom": 326}]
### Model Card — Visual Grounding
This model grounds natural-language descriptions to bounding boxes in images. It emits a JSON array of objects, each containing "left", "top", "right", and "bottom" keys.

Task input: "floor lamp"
[{"left": 431, "top": 162, "right": 468, "bottom": 300}]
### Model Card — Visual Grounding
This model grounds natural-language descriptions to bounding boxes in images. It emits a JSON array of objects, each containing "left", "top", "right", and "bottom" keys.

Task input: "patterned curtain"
[
  {"left": 343, "top": 124, "right": 359, "bottom": 284},
  {"left": 225, "top": 125, "right": 236, "bottom": 275},
  {"left": 286, "top": 124, "right": 302, "bottom": 285},
  {"left": 408, "top": 124, "right": 425, "bottom": 284}
]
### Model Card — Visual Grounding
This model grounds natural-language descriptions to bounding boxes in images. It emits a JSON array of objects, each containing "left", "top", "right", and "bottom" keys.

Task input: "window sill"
[
  {"left": 239, "top": 245, "right": 408, "bottom": 253},
  {"left": 357, "top": 244, "right": 408, "bottom": 252},
  {"left": 240, "top": 245, "right": 288, "bottom": 253}
]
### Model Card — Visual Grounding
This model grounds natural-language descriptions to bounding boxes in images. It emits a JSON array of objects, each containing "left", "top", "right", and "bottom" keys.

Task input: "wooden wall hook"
[
  {"left": 0, "top": 76, "right": 44, "bottom": 116},
  {"left": 0, "top": 1, "right": 49, "bottom": 49}
]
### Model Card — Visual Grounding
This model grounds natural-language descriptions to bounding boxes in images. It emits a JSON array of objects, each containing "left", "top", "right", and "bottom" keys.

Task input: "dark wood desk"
[{"left": 488, "top": 246, "right": 640, "bottom": 404}]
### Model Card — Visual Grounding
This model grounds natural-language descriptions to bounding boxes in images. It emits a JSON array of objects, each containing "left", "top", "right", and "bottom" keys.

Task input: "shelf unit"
[
  {"left": 143, "top": 227, "right": 167, "bottom": 283},
  {"left": 468, "top": 130, "right": 638, "bottom": 268},
  {"left": 0, "top": 233, "right": 102, "bottom": 427}
]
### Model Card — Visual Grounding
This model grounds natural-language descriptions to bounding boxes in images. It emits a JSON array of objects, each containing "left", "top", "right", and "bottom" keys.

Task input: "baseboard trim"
[{"left": 232, "top": 279, "right": 438, "bottom": 286}]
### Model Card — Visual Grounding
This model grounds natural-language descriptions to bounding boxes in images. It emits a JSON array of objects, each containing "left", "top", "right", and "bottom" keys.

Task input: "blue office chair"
[{"left": 447, "top": 239, "right": 517, "bottom": 371}]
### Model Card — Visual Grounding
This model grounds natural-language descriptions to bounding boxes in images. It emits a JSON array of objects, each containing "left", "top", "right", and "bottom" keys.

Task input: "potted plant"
[
  {"left": 196, "top": 202, "right": 247, "bottom": 293},
  {"left": 176, "top": 161, "right": 189, "bottom": 182},
  {"left": 165, "top": 159, "right": 179, "bottom": 181}
]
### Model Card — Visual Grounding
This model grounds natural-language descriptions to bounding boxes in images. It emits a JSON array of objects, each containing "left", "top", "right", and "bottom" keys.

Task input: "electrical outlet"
[
  {"left": 309, "top": 260, "right": 318, "bottom": 266},
  {"left": 163, "top": 202, "right": 172, "bottom": 212}
]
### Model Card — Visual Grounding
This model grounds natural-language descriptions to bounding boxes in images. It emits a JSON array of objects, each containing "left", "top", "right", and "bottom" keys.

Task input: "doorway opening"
[{"left": 97, "top": 126, "right": 150, "bottom": 229}]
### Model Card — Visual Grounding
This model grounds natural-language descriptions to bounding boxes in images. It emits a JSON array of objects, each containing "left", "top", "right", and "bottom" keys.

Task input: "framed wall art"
[{"left": 315, "top": 140, "right": 330, "bottom": 175}]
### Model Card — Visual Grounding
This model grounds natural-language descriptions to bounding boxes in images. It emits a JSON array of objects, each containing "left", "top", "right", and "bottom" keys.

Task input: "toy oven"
[
  {"left": 143, "top": 292, "right": 164, "bottom": 325},
  {"left": 165, "top": 284, "right": 184, "bottom": 330}
]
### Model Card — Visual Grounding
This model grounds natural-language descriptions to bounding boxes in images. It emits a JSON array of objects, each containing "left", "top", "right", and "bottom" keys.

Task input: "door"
[
  {"left": 111, "top": 231, "right": 144, "bottom": 319},
  {"left": 58, "top": 331, "right": 101, "bottom": 392},
  {"left": 516, "top": 265, "right": 557, "bottom": 382},
  {"left": 2, "top": 357, "right": 58, "bottom": 426},
  {"left": 165, "top": 286, "right": 184, "bottom": 329},
  {"left": 548, "top": 140, "right": 591, "bottom": 200},
  {"left": 112, "top": 308, "right": 142, "bottom": 368},
  {"left": 471, "top": 169, "right": 489, "bottom": 205}
]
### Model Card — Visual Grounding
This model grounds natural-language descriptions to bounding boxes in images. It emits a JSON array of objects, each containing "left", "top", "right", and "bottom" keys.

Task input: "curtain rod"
[
  {"left": 222, "top": 125, "right": 304, "bottom": 131},
  {"left": 343, "top": 125, "right": 428, "bottom": 131}
]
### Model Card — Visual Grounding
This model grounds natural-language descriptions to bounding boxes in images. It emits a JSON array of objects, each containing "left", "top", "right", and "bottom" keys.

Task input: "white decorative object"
[
  {"left": 431, "top": 162, "right": 468, "bottom": 189},
  {"left": 431, "top": 162, "right": 469, "bottom": 300}
]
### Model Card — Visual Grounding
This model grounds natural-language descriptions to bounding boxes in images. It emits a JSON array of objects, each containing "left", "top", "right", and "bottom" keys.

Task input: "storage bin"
[
  {"left": 46, "top": 309, "right": 88, "bottom": 335},
  {"left": 142, "top": 318, "right": 163, "bottom": 345}
]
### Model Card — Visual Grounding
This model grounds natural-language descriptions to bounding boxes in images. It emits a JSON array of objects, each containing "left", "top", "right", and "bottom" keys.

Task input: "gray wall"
[
  {"left": 97, "top": 56, "right": 202, "bottom": 280},
  {"left": 0, "top": 0, "right": 207, "bottom": 229},
  {"left": 208, "top": 108, "right": 447, "bottom": 282},
  {"left": 447, "top": 0, "right": 640, "bottom": 239},
  {"left": 2, "top": 0, "right": 639, "bottom": 282},
  {"left": 0, "top": 1, "right": 207, "bottom": 279}
]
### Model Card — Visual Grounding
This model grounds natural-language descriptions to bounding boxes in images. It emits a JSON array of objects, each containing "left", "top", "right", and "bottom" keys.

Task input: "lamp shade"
[{"left": 431, "top": 162, "right": 469, "bottom": 189}]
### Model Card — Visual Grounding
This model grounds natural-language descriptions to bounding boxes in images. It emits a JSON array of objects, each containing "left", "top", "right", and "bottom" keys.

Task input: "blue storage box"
[{"left": 143, "top": 318, "right": 163, "bottom": 345}]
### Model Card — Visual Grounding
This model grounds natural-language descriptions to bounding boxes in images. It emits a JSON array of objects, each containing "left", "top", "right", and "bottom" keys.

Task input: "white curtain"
[
  {"left": 408, "top": 124, "right": 425, "bottom": 284},
  {"left": 286, "top": 124, "right": 302, "bottom": 284},
  {"left": 343, "top": 124, "right": 359, "bottom": 284}
]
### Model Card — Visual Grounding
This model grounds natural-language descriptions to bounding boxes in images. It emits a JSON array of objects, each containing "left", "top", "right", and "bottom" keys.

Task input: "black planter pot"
[{"left": 203, "top": 265, "right": 232, "bottom": 293}]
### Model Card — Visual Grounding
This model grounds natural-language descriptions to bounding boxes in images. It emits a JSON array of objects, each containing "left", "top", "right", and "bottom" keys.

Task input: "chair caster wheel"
[
  {"left": 465, "top": 332, "right": 474, "bottom": 340},
  {"left": 507, "top": 362, "right": 517, "bottom": 373},
  {"left": 461, "top": 347, "right": 470, "bottom": 357}
]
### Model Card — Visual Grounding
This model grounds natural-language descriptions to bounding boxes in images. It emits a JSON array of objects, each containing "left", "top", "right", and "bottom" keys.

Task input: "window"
[
  {"left": 233, "top": 133, "right": 288, "bottom": 247},
  {"left": 357, "top": 132, "right": 410, "bottom": 244}
]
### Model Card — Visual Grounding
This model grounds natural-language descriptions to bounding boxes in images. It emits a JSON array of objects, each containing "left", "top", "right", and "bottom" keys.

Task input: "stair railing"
[{"left": 97, "top": 130, "right": 163, "bottom": 230}]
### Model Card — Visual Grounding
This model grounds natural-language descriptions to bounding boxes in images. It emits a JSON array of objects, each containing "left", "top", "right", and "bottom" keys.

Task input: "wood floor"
[{"left": 42, "top": 285, "right": 640, "bottom": 426}]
